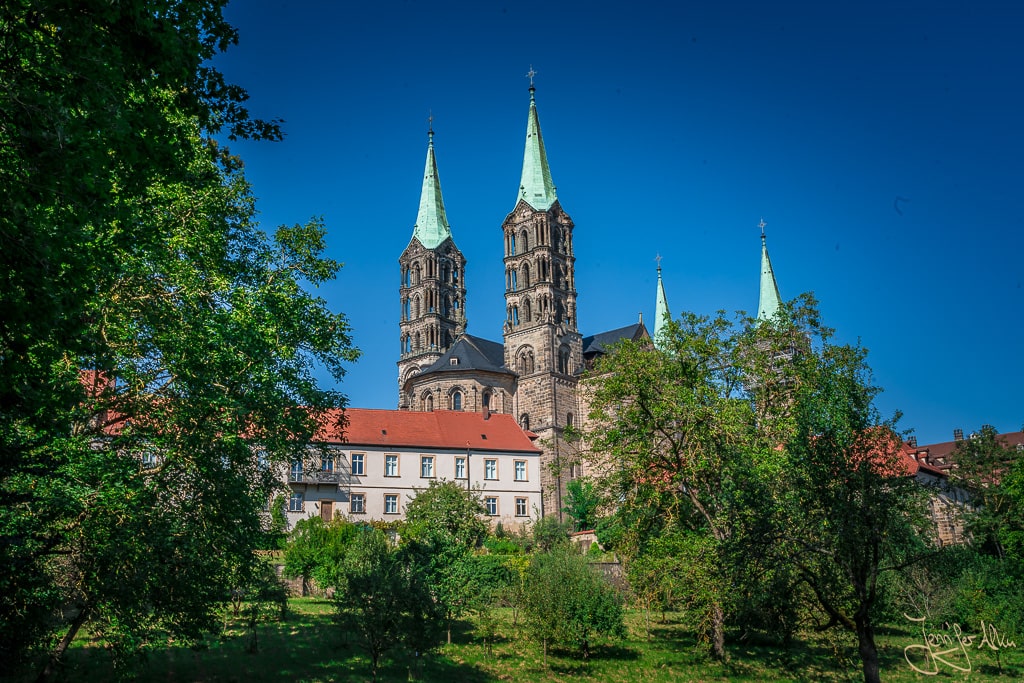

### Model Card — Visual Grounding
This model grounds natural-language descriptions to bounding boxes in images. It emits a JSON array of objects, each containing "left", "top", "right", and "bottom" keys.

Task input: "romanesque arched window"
[
  {"left": 510, "top": 270, "right": 518, "bottom": 292},
  {"left": 518, "top": 347, "right": 535, "bottom": 375},
  {"left": 520, "top": 413, "right": 530, "bottom": 431},
  {"left": 521, "top": 262, "right": 530, "bottom": 288},
  {"left": 451, "top": 390, "right": 462, "bottom": 411},
  {"left": 508, "top": 232, "right": 516, "bottom": 256},
  {"left": 522, "top": 297, "right": 532, "bottom": 323},
  {"left": 413, "top": 295, "right": 421, "bottom": 318},
  {"left": 558, "top": 345, "right": 571, "bottom": 374},
  {"left": 412, "top": 263, "right": 421, "bottom": 285},
  {"left": 423, "top": 392, "right": 434, "bottom": 412},
  {"left": 482, "top": 390, "right": 492, "bottom": 409},
  {"left": 403, "top": 267, "right": 411, "bottom": 287},
  {"left": 519, "top": 230, "right": 529, "bottom": 253},
  {"left": 512, "top": 306, "right": 519, "bottom": 326}
]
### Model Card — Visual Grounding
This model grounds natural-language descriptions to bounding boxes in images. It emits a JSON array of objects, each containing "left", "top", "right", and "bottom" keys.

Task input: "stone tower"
[
  {"left": 502, "top": 85, "right": 582, "bottom": 511},
  {"left": 397, "top": 130, "right": 467, "bottom": 408}
]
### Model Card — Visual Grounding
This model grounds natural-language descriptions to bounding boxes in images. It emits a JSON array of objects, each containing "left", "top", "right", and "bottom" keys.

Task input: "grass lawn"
[{"left": 45, "top": 598, "right": 1023, "bottom": 682}]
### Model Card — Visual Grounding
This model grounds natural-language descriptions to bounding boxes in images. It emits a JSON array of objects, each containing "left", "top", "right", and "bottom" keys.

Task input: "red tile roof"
[{"left": 314, "top": 408, "right": 541, "bottom": 454}]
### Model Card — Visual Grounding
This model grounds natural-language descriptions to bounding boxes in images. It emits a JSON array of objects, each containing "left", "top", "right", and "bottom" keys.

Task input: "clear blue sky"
[{"left": 215, "top": 0, "right": 1023, "bottom": 446}]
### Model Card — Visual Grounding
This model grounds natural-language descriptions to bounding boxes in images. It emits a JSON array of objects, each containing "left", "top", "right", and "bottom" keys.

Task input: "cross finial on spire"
[
  {"left": 428, "top": 110, "right": 434, "bottom": 137},
  {"left": 758, "top": 217, "right": 766, "bottom": 239},
  {"left": 655, "top": 253, "right": 663, "bottom": 272},
  {"left": 526, "top": 65, "right": 537, "bottom": 87}
]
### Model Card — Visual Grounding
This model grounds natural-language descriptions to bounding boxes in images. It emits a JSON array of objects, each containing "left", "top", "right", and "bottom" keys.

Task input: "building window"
[
  {"left": 484, "top": 459, "right": 497, "bottom": 480},
  {"left": 142, "top": 450, "right": 159, "bottom": 469},
  {"left": 482, "top": 391, "right": 491, "bottom": 409},
  {"left": 485, "top": 496, "right": 498, "bottom": 516},
  {"left": 452, "top": 391, "right": 462, "bottom": 411},
  {"left": 385, "top": 454, "right": 398, "bottom": 477},
  {"left": 515, "top": 497, "right": 528, "bottom": 517},
  {"left": 421, "top": 456, "right": 434, "bottom": 478},
  {"left": 520, "top": 413, "right": 530, "bottom": 431},
  {"left": 425, "top": 394, "right": 434, "bottom": 411},
  {"left": 321, "top": 453, "right": 334, "bottom": 472},
  {"left": 351, "top": 453, "right": 364, "bottom": 476},
  {"left": 351, "top": 493, "right": 365, "bottom": 514},
  {"left": 455, "top": 456, "right": 467, "bottom": 479},
  {"left": 290, "top": 460, "right": 303, "bottom": 483},
  {"left": 289, "top": 491, "right": 304, "bottom": 512},
  {"left": 514, "top": 460, "right": 527, "bottom": 481},
  {"left": 566, "top": 413, "right": 574, "bottom": 428},
  {"left": 384, "top": 494, "right": 399, "bottom": 515}
]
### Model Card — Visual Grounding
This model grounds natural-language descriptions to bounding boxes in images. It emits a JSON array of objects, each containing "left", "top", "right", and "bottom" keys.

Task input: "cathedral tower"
[
  {"left": 502, "top": 84, "right": 582, "bottom": 508},
  {"left": 397, "top": 129, "right": 467, "bottom": 408},
  {"left": 757, "top": 219, "right": 783, "bottom": 322}
]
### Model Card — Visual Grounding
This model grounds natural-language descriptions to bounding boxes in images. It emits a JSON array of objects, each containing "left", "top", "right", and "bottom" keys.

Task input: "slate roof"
[
  {"left": 418, "top": 333, "right": 512, "bottom": 376},
  {"left": 582, "top": 323, "right": 648, "bottom": 357},
  {"left": 314, "top": 408, "right": 540, "bottom": 453}
]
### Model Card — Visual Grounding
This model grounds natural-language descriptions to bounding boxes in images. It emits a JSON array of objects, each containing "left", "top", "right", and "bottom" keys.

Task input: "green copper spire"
[
  {"left": 411, "top": 129, "right": 452, "bottom": 249},
  {"left": 517, "top": 84, "right": 558, "bottom": 211},
  {"left": 757, "top": 220, "right": 783, "bottom": 322},
  {"left": 654, "top": 259, "right": 671, "bottom": 350}
]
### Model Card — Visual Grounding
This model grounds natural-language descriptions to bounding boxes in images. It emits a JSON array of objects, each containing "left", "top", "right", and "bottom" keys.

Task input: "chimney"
[
  {"left": 908, "top": 436, "right": 917, "bottom": 448},
  {"left": 954, "top": 428, "right": 964, "bottom": 441}
]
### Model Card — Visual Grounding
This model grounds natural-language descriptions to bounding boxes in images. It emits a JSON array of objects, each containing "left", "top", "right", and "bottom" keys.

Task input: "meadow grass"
[{"left": 50, "top": 598, "right": 1023, "bottom": 682}]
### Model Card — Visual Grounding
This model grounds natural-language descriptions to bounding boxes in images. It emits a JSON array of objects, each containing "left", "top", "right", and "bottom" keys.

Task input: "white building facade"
[{"left": 284, "top": 408, "right": 543, "bottom": 529}]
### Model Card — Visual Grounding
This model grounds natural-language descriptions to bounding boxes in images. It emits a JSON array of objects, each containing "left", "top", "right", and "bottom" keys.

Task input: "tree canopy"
[{"left": 1, "top": 1, "right": 358, "bottom": 674}]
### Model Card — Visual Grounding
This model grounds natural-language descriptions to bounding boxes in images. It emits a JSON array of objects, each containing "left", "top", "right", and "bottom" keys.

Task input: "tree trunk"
[
  {"left": 855, "top": 615, "right": 881, "bottom": 683},
  {"left": 710, "top": 601, "right": 726, "bottom": 661},
  {"left": 37, "top": 607, "right": 89, "bottom": 683}
]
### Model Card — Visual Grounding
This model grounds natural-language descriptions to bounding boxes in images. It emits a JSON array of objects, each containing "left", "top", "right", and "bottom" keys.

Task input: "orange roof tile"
[{"left": 315, "top": 408, "right": 541, "bottom": 454}]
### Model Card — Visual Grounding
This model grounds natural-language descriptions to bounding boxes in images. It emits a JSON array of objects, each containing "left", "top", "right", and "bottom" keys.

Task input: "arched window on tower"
[
  {"left": 412, "top": 263, "right": 421, "bottom": 285},
  {"left": 509, "top": 232, "right": 516, "bottom": 256},
  {"left": 403, "top": 298, "right": 410, "bottom": 321},
  {"left": 522, "top": 297, "right": 532, "bottom": 323},
  {"left": 451, "top": 391, "right": 462, "bottom": 411},
  {"left": 403, "top": 336, "right": 411, "bottom": 354},
  {"left": 512, "top": 306, "right": 519, "bottom": 326},
  {"left": 510, "top": 270, "right": 518, "bottom": 292},
  {"left": 452, "top": 267, "right": 459, "bottom": 283},
  {"left": 403, "top": 267, "right": 411, "bottom": 287},
  {"left": 558, "top": 345, "right": 571, "bottom": 374},
  {"left": 414, "top": 332, "right": 421, "bottom": 351},
  {"left": 413, "top": 295, "right": 421, "bottom": 318},
  {"left": 424, "top": 393, "right": 434, "bottom": 412},
  {"left": 521, "top": 263, "right": 530, "bottom": 288},
  {"left": 520, "top": 413, "right": 530, "bottom": 431},
  {"left": 482, "top": 390, "right": 491, "bottom": 409},
  {"left": 519, "top": 230, "right": 529, "bottom": 253}
]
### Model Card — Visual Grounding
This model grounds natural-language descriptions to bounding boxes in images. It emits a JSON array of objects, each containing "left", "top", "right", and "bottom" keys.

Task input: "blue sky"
[{"left": 215, "top": 0, "right": 1023, "bottom": 446}]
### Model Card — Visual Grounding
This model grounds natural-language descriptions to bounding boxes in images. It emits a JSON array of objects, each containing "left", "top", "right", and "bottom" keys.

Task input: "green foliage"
[
  {"left": 522, "top": 548, "right": 626, "bottom": 661},
  {"left": 950, "top": 425, "right": 1024, "bottom": 561},
  {"left": 532, "top": 515, "right": 571, "bottom": 552},
  {"left": 769, "top": 332, "right": 930, "bottom": 683},
  {"left": 401, "top": 480, "right": 489, "bottom": 549},
  {"left": 282, "top": 517, "right": 359, "bottom": 593},
  {"left": 0, "top": 1, "right": 358, "bottom": 673},
  {"left": 333, "top": 527, "right": 442, "bottom": 681},
  {"left": 562, "top": 478, "right": 602, "bottom": 532}
]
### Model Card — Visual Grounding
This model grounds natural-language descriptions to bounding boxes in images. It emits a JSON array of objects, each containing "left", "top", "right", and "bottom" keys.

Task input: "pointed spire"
[
  {"left": 411, "top": 127, "right": 452, "bottom": 249},
  {"left": 757, "top": 219, "right": 783, "bottom": 322},
  {"left": 654, "top": 256, "right": 671, "bottom": 350},
  {"left": 518, "top": 73, "right": 558, "bottom": 211}
]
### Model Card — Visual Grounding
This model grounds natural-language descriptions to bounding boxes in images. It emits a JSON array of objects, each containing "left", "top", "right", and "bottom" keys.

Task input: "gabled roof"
[
  {"left": 583, "top": 323, "right": 649, "bottom": 357},
  {"left": 417, "top": 334, "right": 511, "bottom": 377},
  {"left": 315, "top": 408, "right": 540, "bottom": 453}
]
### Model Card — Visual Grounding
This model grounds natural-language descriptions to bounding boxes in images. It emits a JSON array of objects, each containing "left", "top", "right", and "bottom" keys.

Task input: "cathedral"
[{"left": 394, "top": 84, "right": 784, "bottom": 516}]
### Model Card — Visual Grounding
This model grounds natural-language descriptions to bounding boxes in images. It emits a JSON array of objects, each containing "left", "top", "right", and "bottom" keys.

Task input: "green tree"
[
  {"left": 585, "top": 311, "right": 754, "bottom": 660},
  {"left": 772, "top": 340, "right": 930, "bottom": 683},
  {"left": 334, "top": 527, "right": 441, "bottom": 682},
  {"left": 282, "top": 516, "right": 359, "bottom": 595},
  {"left": 532, "top": 514, "right": 572, "bottom": 552},
  {"left": 522, "top": 547, "right": 625, "bottom": 661},
  {"left": 402, "top": 481, "right": 490, "bottom": 644},
  {"left": 562, "top": 478, "right": 601, "bottom": 532},
  {"left": 950, "top": 424, "right": 1024, "bottom": 560},
  {"left": 0, "top": 2, "right": 359, "bottom": 675}
]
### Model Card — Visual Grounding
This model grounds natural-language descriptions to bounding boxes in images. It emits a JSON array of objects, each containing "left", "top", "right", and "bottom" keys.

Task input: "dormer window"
[{"left": 450, "top": 358, "right": 459, "bottom": 366}]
